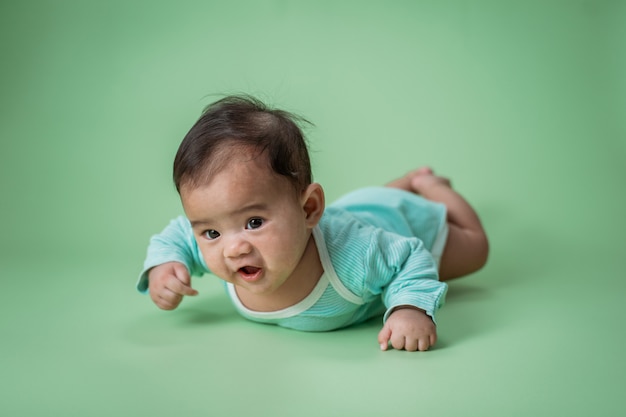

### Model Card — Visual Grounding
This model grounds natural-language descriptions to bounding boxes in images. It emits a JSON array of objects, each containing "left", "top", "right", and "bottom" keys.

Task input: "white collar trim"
[{"left": 226, "top": 225, "right": 363, "bottom": 320}]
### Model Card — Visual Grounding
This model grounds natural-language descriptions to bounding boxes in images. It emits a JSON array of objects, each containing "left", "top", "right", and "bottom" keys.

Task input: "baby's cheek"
[{"left": 200, "top": 248, "right": 221, "bottom": 272}]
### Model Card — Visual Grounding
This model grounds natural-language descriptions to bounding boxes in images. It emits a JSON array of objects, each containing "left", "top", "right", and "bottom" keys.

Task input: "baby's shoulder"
[{"left": 320, "top": 206, "right": 379, "bottom": 241}]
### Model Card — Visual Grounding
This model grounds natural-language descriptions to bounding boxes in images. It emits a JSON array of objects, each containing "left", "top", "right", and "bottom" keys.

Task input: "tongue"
[{"left": 241, "top": 266, "right": 260, "bottom": 275}]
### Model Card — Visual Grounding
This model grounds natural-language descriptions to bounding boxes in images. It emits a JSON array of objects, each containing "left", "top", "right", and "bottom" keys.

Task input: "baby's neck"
[{"left": 234, "top": 235, "right": 323, "bottom": 312}]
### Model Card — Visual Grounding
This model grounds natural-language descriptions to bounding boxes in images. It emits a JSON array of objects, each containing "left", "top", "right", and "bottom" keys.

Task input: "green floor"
[{"left": 1, "top": 1, "right": 625, "bottom": 416}]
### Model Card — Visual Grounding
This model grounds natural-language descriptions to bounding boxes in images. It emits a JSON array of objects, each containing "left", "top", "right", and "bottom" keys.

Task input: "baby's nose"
[{"left": 223, "top": 235, "right": 253, "bottom": 258}]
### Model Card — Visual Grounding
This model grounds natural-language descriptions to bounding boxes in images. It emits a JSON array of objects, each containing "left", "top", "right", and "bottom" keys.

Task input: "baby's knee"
[
  {"left": 473, "top": 232, "right": 490, "bottom": 272},
  {"left": 439, "top": 226, "right": 489, "bottom": 280}
]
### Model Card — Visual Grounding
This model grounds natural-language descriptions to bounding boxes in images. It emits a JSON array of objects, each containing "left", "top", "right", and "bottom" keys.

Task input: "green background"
[{"left": 1, "top": 1, "right": 624, "bottom": 416}]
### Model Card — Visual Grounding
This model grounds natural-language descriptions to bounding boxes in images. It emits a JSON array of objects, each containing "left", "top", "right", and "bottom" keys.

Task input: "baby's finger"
[
  {"left": 172, "top": 264, "right": 192, "bottom": 284},
  {"left": 166, "top": 276, "right": 197, "bottom": 296},
  {"left": 162, "top": 286, "right": 183, "bottom": 302},
  {"left": 418, "top": 336, "right": 432, "bottom": 352},
  {"left": 156, "top": 292, "right": 181, "bottom": 310},
  {"left": 390, "top": 333, "right": 406, "bottom": 351},
  {"left": 404, "top": 338, "right": 419, "bottom": 352},
  {"left": 377, "top": 326, "right": 392, "bottom": 351},
  {"left": 172, "top": 266, "right": 198, "bottom": 296},
  {"left": 156, "top": 298, "right": 176, "bottom": 311},
  {"left": 178, "top": 283, "right": 198, "bottom": 297}
]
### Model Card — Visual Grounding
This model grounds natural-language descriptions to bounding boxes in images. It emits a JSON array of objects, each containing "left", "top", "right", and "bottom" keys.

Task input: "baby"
[{"left": 137, "top": 95, "right": 489, "bottom": 351}]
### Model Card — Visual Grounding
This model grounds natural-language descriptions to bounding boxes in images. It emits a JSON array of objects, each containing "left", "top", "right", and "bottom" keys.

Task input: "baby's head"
[
  {"left": 173, "top": 96, "right": 325, "bottom": 294},
  {"left": 173, "top": 95, "right": 312, "bottom": 196}
]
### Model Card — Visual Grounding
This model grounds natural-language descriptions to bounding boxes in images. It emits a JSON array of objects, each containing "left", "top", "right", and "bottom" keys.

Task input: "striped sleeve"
[
  {"left": 321, "top": 208, "right": 447, "bottom": 323},
  {"left": 136, "top": 216, "right": 210, "bottom": 293},
  {"left": 361, "top": 227, "right": 447, "bottom": 322}
]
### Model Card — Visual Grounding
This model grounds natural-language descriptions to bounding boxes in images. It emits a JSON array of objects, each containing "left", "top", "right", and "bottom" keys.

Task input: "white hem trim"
[{"left": 430, "top": 221, "right": 449, "bottom": 266}]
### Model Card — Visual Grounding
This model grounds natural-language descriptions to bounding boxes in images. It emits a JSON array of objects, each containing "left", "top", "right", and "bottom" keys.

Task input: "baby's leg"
[{"left": 386, "top": 168, "right": 489, "bottom": 281}]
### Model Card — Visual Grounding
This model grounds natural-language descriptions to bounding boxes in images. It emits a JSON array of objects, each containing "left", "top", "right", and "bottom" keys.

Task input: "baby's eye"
[
  {"left": 246, "top": 218, "right": 263, "bottom": 230},
  {"left": 204, "top": 229, "right": 220, "bottom": 240}
]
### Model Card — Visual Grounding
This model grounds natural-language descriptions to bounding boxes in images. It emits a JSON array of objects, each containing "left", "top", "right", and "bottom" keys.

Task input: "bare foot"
[{"left": 386, "top": 167, "right": 450, "bottom": 194}]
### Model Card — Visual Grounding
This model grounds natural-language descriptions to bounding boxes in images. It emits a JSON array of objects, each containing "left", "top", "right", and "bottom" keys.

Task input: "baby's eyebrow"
[
  {"left": 190, "top": 219, "right": 211, "bottom": 229},
  {"left": 189, "top": 203, "right": 269, "bottom": 229},
  {"left": 232, "top": 203, "right": 269, "bottom": 216}
]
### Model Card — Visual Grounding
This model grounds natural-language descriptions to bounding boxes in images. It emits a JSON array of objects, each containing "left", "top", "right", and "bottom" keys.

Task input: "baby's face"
[{"left": 181, "top": 154, "right": 314, "bottom": 296}]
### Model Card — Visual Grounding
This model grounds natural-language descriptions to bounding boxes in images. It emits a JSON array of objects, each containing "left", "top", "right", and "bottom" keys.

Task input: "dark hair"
[{"left": 173, "top": 95, "right": 312, "bottom": 193}]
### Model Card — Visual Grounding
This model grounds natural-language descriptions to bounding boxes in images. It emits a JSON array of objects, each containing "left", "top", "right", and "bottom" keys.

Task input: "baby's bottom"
[{"left": 386, "top": 168, "right": 489, "bottom": 281}]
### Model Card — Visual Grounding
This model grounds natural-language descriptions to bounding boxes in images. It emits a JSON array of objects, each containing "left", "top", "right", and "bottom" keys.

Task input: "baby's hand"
[
  {"left": 378, "top": 307, "right": 437, "bottom": 352},
  {"left": 148, "top": 262, "right": 198, "bottom": 310}
]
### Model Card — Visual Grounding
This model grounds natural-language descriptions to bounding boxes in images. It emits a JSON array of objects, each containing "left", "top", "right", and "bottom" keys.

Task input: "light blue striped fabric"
[{"left": 137, "top": 187, "right": 448, "bottom": 331}]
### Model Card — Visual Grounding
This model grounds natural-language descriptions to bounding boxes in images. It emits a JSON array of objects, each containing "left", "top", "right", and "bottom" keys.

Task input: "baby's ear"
[{"left": 301, "top": 183, "right": 325, "bottom": 227}]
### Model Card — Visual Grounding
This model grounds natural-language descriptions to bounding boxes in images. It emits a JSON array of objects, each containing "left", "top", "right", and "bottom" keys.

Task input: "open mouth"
[{"left": 238, "top": 266, "right": 262, "bottom": 282}]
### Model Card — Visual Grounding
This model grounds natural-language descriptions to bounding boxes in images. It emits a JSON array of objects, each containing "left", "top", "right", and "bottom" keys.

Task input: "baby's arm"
[
  {"left": 137, "top": 216, "right": 209, "bottom": 309},
  {"left": 378, "top": 306, "right": 436, "bottom": 352},
  {"left": 360, "top": 228, "right": 446, "bottom": 352}
]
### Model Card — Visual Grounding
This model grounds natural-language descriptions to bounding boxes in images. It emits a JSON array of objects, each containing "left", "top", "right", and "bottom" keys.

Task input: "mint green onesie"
[{"left": 137, "top": 187, "right": 448, "bottom": 331}]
